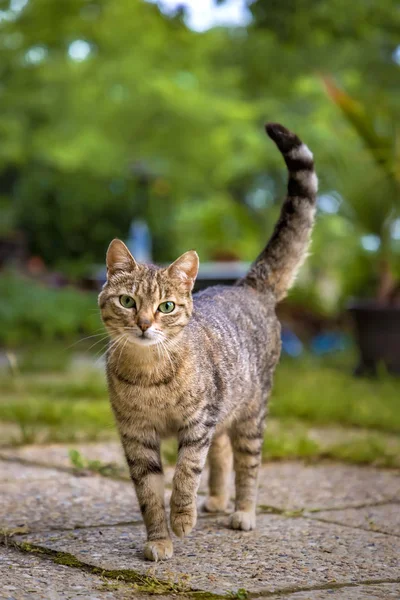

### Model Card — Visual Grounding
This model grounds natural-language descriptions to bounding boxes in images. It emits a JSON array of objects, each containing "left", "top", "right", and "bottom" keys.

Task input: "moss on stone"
[{"left": 6, "top": 538, "right": 226, "bottom": 598}]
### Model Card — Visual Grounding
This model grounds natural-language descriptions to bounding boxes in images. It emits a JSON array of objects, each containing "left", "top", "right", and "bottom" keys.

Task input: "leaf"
[
  {"left": 68, "top": 448, "right": 85, "bottom": 470},
  {"left": 322, "top": 76, "right": 396, "bottom": 183}
]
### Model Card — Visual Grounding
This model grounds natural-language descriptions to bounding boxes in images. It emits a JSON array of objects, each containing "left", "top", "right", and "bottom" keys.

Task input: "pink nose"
[{"left": 138, "top": 319, "right": 151, "bottom": 332}]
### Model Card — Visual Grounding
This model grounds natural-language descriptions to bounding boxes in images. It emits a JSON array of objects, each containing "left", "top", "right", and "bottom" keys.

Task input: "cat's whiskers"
[
  {"left": 94, "top": 333, "right": 124, "bottom": 365},
  {"left": 94, "top": 335, "right": 120, "bottom": 357},
  {"left": 156, "top": 341, "right": 168, "bottom": 371},
  {"left": 65, "top": 329, "right": 108, "bottom": 350},
  {"left": 116, "top": 335, "right": 129, "bottom": 372},
  {"left": 155, "top": 340, "right": 163, "bottom": 362},
  {"left": 108, "top": 334, "right": 126, "bottom": 355},
  {"left": 87, "top": 334, "right": 114, "bottom": 353},
  {"left": 157, "top": 331, "right": 180, "bottom": 357},
  {"left": 158, "top": 337, "right": 174, "bottom": 372},
  {"left": 155, "top": 337, "right": 166, "bottom": 362}
]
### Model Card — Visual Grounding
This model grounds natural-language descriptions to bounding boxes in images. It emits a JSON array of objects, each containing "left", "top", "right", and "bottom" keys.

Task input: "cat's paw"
[
  {"left": 202, "top": 495, "right": 229, "bottom": 513},
  {"left": 144, "top": 539, "right": 173, "bottom": 561},
  {"left": 170, "top": 506, "right": 197, "bottom": 537},
  {"left": 229, "top": 510, "right": 256, "bottom": 531}
]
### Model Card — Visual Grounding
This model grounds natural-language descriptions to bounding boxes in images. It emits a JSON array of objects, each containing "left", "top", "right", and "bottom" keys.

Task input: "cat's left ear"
[{"left": 167, "top": 251, "right": 199, "bottom": 291}]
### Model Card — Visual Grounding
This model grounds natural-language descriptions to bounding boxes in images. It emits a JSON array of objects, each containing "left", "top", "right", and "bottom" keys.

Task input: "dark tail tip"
[{"left": 265, "top": 122, "right": 301, "bottom": 153}]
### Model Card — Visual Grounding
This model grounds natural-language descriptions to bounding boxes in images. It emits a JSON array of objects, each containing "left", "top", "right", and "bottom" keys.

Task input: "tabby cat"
[{"left": 99, "top": 123, "right": 317, "bottom": 561}]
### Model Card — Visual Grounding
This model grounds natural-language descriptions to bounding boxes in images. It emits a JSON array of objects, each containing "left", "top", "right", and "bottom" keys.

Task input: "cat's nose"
[{"left": 137, "top": 318, "right": 152, "bottom": 332}]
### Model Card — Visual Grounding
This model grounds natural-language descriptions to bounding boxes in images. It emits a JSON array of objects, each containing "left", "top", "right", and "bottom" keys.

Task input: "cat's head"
[{"left": 98, "top": 239, "right": 199, "bottom": 347}]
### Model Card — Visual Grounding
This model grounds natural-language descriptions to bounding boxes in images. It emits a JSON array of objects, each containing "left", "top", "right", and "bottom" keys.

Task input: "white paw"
[
  {"left": 229, "top": 510, "right": 256, "bottom": 531},
  {"left": 143, "top": 539, "right": 173, "bottom": 561},
  {"left": 202, "top": 496, "right": 229, "bottom": 513}
]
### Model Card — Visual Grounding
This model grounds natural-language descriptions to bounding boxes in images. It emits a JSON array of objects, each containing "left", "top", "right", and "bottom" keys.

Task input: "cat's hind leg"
[
  {"left": 229, "top": 401, "right": 266, "bottom": 530},
  {"left": 203, "top": 432, "right": 233, "bottom": 513}
]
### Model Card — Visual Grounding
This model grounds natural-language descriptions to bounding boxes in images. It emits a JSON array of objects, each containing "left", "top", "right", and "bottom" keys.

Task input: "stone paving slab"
[
  {"left": 311, "top": 502, "right": 400, "bottom": 536},
  {"left": 1, "top": 443, "right": 126, "bottom": 473},
  {"left": 0, "top": 470, "right": 141, "bottom": 533},
  {"left": 0, "top": 460, "right": 72, "bottom": 483},
  {"left": 256, "top": 462, "right": 400, "bottom": 510},
  {"left": 4, "top": 444, "right": 400, "bottom": 511},
  {"left": 0, "top": 444, "right": 185, "bottom": 486},
  {"left": 0, "top": 545, "right": 136, "bottom": 599},
  {"left": 0, "top": 460, "right": 206, "bottom": 535},
  {"left": 270, "top": 583, "right": 400, "bottom": 599},
  {"left": 17, "top": 514, "right": 400, "bottom": 595}
]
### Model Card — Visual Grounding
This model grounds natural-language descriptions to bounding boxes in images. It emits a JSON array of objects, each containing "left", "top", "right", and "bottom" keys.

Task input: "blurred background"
[{"left": 0, "top": 0, "right": 399, "bottom": 469}]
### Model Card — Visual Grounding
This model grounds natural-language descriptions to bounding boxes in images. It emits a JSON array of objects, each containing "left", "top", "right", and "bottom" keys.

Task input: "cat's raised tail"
[{"left": 243, "top": 123, "right": 318, "bottom": 302}]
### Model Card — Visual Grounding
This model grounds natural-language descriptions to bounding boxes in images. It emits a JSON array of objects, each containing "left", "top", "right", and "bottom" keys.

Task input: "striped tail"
[{"left": 244, "top": 123, "right": 318, "bottom": 301}]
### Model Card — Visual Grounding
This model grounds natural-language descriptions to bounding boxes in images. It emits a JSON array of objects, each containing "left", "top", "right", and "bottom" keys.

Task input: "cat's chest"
[{"left": 109, "top": 372, "right": 193, "bottom": 434}]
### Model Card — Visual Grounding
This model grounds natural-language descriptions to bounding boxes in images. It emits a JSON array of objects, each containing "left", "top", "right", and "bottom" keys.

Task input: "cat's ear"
[
  {"left": 106, "top": 239, "right": 137, "bottom": 275},
  {"left": 167, "top": 250, "right": 199, "bottom": 290}
]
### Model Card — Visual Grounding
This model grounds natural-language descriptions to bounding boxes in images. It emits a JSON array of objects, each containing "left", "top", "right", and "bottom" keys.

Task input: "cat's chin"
[{"left": 130, "top": 335, "right": 161, "bottom": 348}]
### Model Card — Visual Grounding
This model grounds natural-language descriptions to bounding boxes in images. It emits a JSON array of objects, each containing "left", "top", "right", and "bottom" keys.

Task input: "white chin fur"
[{"left": 130, "top": 335, "right": 160, "bottom": 347}]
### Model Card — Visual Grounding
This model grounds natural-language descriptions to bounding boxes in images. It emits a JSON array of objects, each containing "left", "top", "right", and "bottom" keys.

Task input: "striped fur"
[
  {"left": 244, "top": 123, "right": 318, "bottom": 300},
  {"left": 99, "top": 123, "right": 317, "bottom": 561}
]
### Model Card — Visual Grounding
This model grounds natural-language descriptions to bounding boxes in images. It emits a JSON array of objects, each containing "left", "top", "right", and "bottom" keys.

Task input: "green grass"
[
  {"left": 0, "top": 397, "right": 115, "bottom": 445},
  {"left": 0, "top": 354, "right": 399, "bottom": 467},
  {"left": 1, "top": 371, "right": 107, "bottom": 399},
  {"left": 271, "top": 357, "right": 400, "bottom": 433},
  {"left": 0, "top": 370, "right": 113, "bottom": 444},
  {"left": 262, "top": 419, "right": 400, "bottom": 467}
]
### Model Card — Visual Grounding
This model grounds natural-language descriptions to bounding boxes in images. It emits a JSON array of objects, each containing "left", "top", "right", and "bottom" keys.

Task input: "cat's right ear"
[{"left": 106, "top": 239, "right": 137, "bottom": 275}]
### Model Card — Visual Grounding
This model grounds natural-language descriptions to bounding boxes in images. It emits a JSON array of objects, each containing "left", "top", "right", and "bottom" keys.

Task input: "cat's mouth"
[
  {"left": 130, "top": 330, "right": 160, "bottom": 347},
  {"left": 109, "top": 326, "right": 162, "bottom": 347}
]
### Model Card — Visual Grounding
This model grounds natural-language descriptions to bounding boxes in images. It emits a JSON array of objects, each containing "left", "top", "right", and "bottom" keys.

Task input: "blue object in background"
[
  {"left": 281, "top": 328, "right": 349, "bottom": 357},
  {"left": 281, "top": 327, "right": 303, "bottom": 357},
  {"left": 310, "top": 331, "right": 348, "bottom": 355},
  {"left": 126, "top": 219, "right": 152, "bottom": 263}
]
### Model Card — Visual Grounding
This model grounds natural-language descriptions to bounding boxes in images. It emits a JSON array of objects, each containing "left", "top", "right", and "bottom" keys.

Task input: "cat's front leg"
[
  {"left": 171, "top": 426, "right": 212, "bottom": 537},
  {"left": 120, "top": 431, "right": 172, "bottom": 561}
]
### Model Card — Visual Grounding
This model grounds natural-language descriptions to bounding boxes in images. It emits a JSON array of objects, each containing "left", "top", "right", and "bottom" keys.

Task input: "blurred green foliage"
[
  {"left": 0, "top": 272, "right": 100, "bottom": 345},
  {"left": 2, "top": 359, "right": 399, "bottom": 465},
  {"left": 0, "top": 0, "right": 399, "bottom": 309},
  {"left": 323, "top": 78, "right": 400, "bottom": 299}
]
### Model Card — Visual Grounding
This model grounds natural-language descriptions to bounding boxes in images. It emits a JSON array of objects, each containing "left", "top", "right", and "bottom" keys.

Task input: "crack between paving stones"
[
  {"left": 1, "top": 510, "right": 221, "bottom": 537},
  {"left": 249, "top": 577, "right": 400, "bottom": 598},
  {"left": 307, "top": 515, "right": 400, "bottom": 538},
  {"left": 2, "top": 534, "right": 400, "bottom": 599},
  {"left": 257, "top": 498, "right": 399, "bottom": 517},
  {"left": 305, "top": 498, "right": 400, "bottom": 512},
  {"left": 4, "top": 509, "right": 397, "bottom": 548},
  {"left": 0, "top": 535, "right": 226, "bottom": 599},
  {"left": 0, "top": 453, "right": 131, "bottom": 482},
  {"left": 0, "top": 520, "right": 143, "bottom": 536},
  {"left": 2, "top": 452, "right": 400, "bottom": 503},
  {"left": 0, "top": 453, "right": 202, "bottom": 493},
  {"left": 3, "top": 450, "right": 398, "bottom": 520},
  {"left": 257, "top": 505, "right": 400, "bottom": 541}
]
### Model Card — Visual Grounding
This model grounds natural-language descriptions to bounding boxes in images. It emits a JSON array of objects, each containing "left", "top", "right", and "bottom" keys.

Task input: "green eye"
[
  {"left": 119, "top": 295, "right": 136, "bottom": 309},
  {"left": 158, "top": 301, "right": 175, "bottom": 314}
]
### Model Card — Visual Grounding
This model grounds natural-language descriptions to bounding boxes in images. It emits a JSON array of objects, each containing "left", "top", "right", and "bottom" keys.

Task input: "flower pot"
[{"left": 348, "top": 301, "right": 400, "bottom": 375}]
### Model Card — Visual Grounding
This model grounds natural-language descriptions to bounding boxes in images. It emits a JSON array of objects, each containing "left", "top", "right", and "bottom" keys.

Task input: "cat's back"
[
  {"left": 193, "top": 283, "right": 275, "bottom": 322},
  {"left": 191, "top": 284, "right": 281, "bottom": 365}
]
